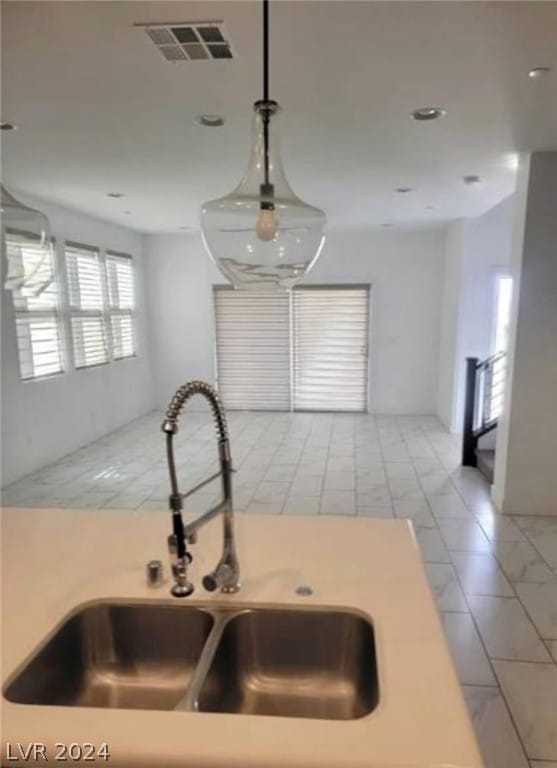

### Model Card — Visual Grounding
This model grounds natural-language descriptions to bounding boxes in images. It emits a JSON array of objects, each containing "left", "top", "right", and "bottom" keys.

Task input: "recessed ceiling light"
[
  {"left": 0, "top": 122, "right": 18, "bottom": 131},
  {"left": 463, "top": 175, "right": 481, "bottom": 185},
  {"left": 411, "top": 107, "right": 446, "bottom": 121},
  {"left": 196, "top": 115, "right": 225, "bottom": 127},
  {"left": 395, "top": 187, "right": 413, "bottom": 193},
  {"left": 107, "top": 192, "right": 125, "bottom": 198},
  {"left": 528, "top": 66, "right": 551, "bottom": 79}
]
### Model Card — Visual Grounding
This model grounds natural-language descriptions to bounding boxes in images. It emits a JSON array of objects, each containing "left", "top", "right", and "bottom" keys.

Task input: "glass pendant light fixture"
[
  {"left": 200, "top": 0, "right": 326, "bottom": 290},
  {"left": 1, "top": 183, "right": 54, "bottom": 295}
]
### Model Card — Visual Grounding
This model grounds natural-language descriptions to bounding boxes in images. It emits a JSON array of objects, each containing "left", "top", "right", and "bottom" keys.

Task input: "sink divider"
[{"left": 173, "top": 609, "right": 238, "bottom": 712}]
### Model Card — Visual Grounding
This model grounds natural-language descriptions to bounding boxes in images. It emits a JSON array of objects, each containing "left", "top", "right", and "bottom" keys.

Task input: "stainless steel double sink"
[{"left": 4, "top": 602, "right": 379, "bottom": 721}]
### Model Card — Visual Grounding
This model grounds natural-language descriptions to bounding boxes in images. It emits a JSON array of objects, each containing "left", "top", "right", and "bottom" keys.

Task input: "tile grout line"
[{"left": 456, "top": 558, "right": 545, "bottom": 764}]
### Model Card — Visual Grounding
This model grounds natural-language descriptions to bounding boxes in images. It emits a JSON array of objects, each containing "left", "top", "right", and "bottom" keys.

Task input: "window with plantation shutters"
[
  {"left": 65, "top": 243, "right": 108, "bottom": 369},
  {"left": 214, "top": 285, "right": 369, "bottom": 413},
  {"left": 107, "top": 252, "right": 136, "bottom": 360},
  {"left": 8, "top": 230, "right": 64, "bottom": 381},
  {"left": 292, "top": 286, "right": 369, "bottom": 412},
  {"left": 214, "top": 287, "right": 291, "bottom": 410}
]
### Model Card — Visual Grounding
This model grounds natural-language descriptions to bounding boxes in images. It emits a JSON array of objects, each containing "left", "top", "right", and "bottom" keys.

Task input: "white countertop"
[{"left": 0, "top": 507, "right": 483, "bottom": 768}]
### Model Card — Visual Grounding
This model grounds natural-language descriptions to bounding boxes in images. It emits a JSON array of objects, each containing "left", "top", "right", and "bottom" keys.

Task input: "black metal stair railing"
[{"left": 462, "top": 352, "right": 507, "bottom": 467}]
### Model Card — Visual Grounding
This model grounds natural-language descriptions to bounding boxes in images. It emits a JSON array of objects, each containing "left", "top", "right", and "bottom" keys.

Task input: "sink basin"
[
  {"left": 4, "top": 603, "right": 378, "bottom": 720},
  {"left": 197, "top": 608, "right": 378, "bottom": 720},
  {"left": 4, "top": 603, "right": 213, "bottom": 710}
]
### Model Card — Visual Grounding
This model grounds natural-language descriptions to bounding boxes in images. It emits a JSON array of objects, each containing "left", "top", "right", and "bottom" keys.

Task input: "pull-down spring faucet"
[{"left": 162, "top": 380, "right": 240, "bottom": 597}]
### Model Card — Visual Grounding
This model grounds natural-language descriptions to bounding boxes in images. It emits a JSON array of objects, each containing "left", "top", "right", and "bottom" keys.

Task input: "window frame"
[{"left": 64, "top": 242, "right": 138, "bottom": 371}]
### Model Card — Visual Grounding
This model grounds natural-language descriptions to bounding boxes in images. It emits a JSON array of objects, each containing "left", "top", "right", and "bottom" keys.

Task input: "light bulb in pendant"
[{"left": 256, "top": 208, "right": 278, "bottom": 241}]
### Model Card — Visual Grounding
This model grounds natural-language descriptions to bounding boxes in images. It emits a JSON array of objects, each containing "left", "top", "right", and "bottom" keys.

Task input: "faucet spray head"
[{"left": 168, "top": 534, "right": 194, "bottom": 597}]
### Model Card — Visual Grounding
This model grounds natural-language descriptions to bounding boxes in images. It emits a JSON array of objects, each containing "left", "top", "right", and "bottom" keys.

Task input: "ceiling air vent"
[{"left": 139, "top": 22, "right": 234, "bottom": 62}]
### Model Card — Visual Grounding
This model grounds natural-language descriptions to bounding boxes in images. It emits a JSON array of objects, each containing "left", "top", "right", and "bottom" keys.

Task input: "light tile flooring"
[{"left": 2, "top": 410, "right": 556, "bottom": 768}]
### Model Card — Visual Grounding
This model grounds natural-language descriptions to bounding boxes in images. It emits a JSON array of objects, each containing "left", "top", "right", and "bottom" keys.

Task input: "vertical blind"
[
  {"left": 292, "top": 286, "right": 369, "bottom": 412},
  {"left": 9, "top": 231, "right": 64, "bottom": 381},
  {"left": 65, "top": 243, "right": 109, "bottom": 368},
  {"left": 214, "top": 288, "right": 291, "bottom": 410},
  {"left": 107, "top": 252, "right": 136, "bottom": 360},
  {"left": 214, "top": 285, "right": 369, "bottom": 412}
]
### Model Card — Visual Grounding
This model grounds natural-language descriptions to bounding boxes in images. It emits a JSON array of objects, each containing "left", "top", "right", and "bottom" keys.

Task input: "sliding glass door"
[
  {"left": 292, "top": 286, "right": 369, "bottom": 412},
  {"left": 213, "top": 289, "right": 291, "bottom": 410},
  {"left": 214, "top": 285, "right": 369, "bottom": 412}
]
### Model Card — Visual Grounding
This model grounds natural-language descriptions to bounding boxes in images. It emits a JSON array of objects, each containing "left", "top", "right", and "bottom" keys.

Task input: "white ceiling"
[{"left": 2, "top": 1, "right": 556, "bottom": 233}]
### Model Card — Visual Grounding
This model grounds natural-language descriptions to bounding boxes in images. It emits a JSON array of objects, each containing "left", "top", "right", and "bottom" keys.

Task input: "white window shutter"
[
  {"left": 214, "top": 287, "right": 291, "bottom": 410},
  {"left": 4, "top": 228, "right": 54, "bottom": 297},
  {"left": 8, "top": 230, "right": 64, "bottom": 381},
  {"left": 293, "top": 286, "right": 369, "bottom": 412},
  {"left": 14, "top": 316, "right": 63, "bottom": 381},
  {"left": 106, "top": 252, "right": 136, "bottom": 359},
  {"left": 65, "top": 243, "right": 109, "bottom": 369}
]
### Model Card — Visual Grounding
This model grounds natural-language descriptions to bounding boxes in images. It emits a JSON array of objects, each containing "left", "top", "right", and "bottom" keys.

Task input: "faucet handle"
[{"left": 203, "top": 561, "right": 240, "bottom": 594}]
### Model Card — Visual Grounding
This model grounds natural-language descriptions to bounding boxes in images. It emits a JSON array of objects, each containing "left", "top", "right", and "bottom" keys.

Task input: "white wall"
[
  {"left": 308, "top": 229, "right": 446, "bottom": 414},
  {"left": 145, "top": 234, "right": 219, "bottom": 407},
  {"left": 1, "top": 195, "right": 155, "bottom": 486},
  {"left": 145, "top": 228, "right": 446, "bottom": 414},
  {"left": 492, "top": 156, "right": 530, "bottom": 511},
  {"left": 437, "top": 196, "right": 515, "bottom": 433},
  {"left": 493, "top": 152, "right": 557, "bottom": 516},
  {"left": 437, "top": 223, "right": 464, "bottom": 431}
]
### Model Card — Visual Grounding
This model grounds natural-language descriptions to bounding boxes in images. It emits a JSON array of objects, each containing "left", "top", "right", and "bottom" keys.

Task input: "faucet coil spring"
[
  {"left": 162, "top": 380, "right": 228, "bottom": 442},
  {"left": 161, "top": 380, "right": 240, "bottom": 598}
]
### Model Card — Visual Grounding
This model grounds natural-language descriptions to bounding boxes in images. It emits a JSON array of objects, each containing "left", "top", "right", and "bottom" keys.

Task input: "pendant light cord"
[
  {"left": 263, "top": 0, "right": 269, "bottom": 102},
  {"left": 261, "top": 0, "right": 272, "bottom": 194}
]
